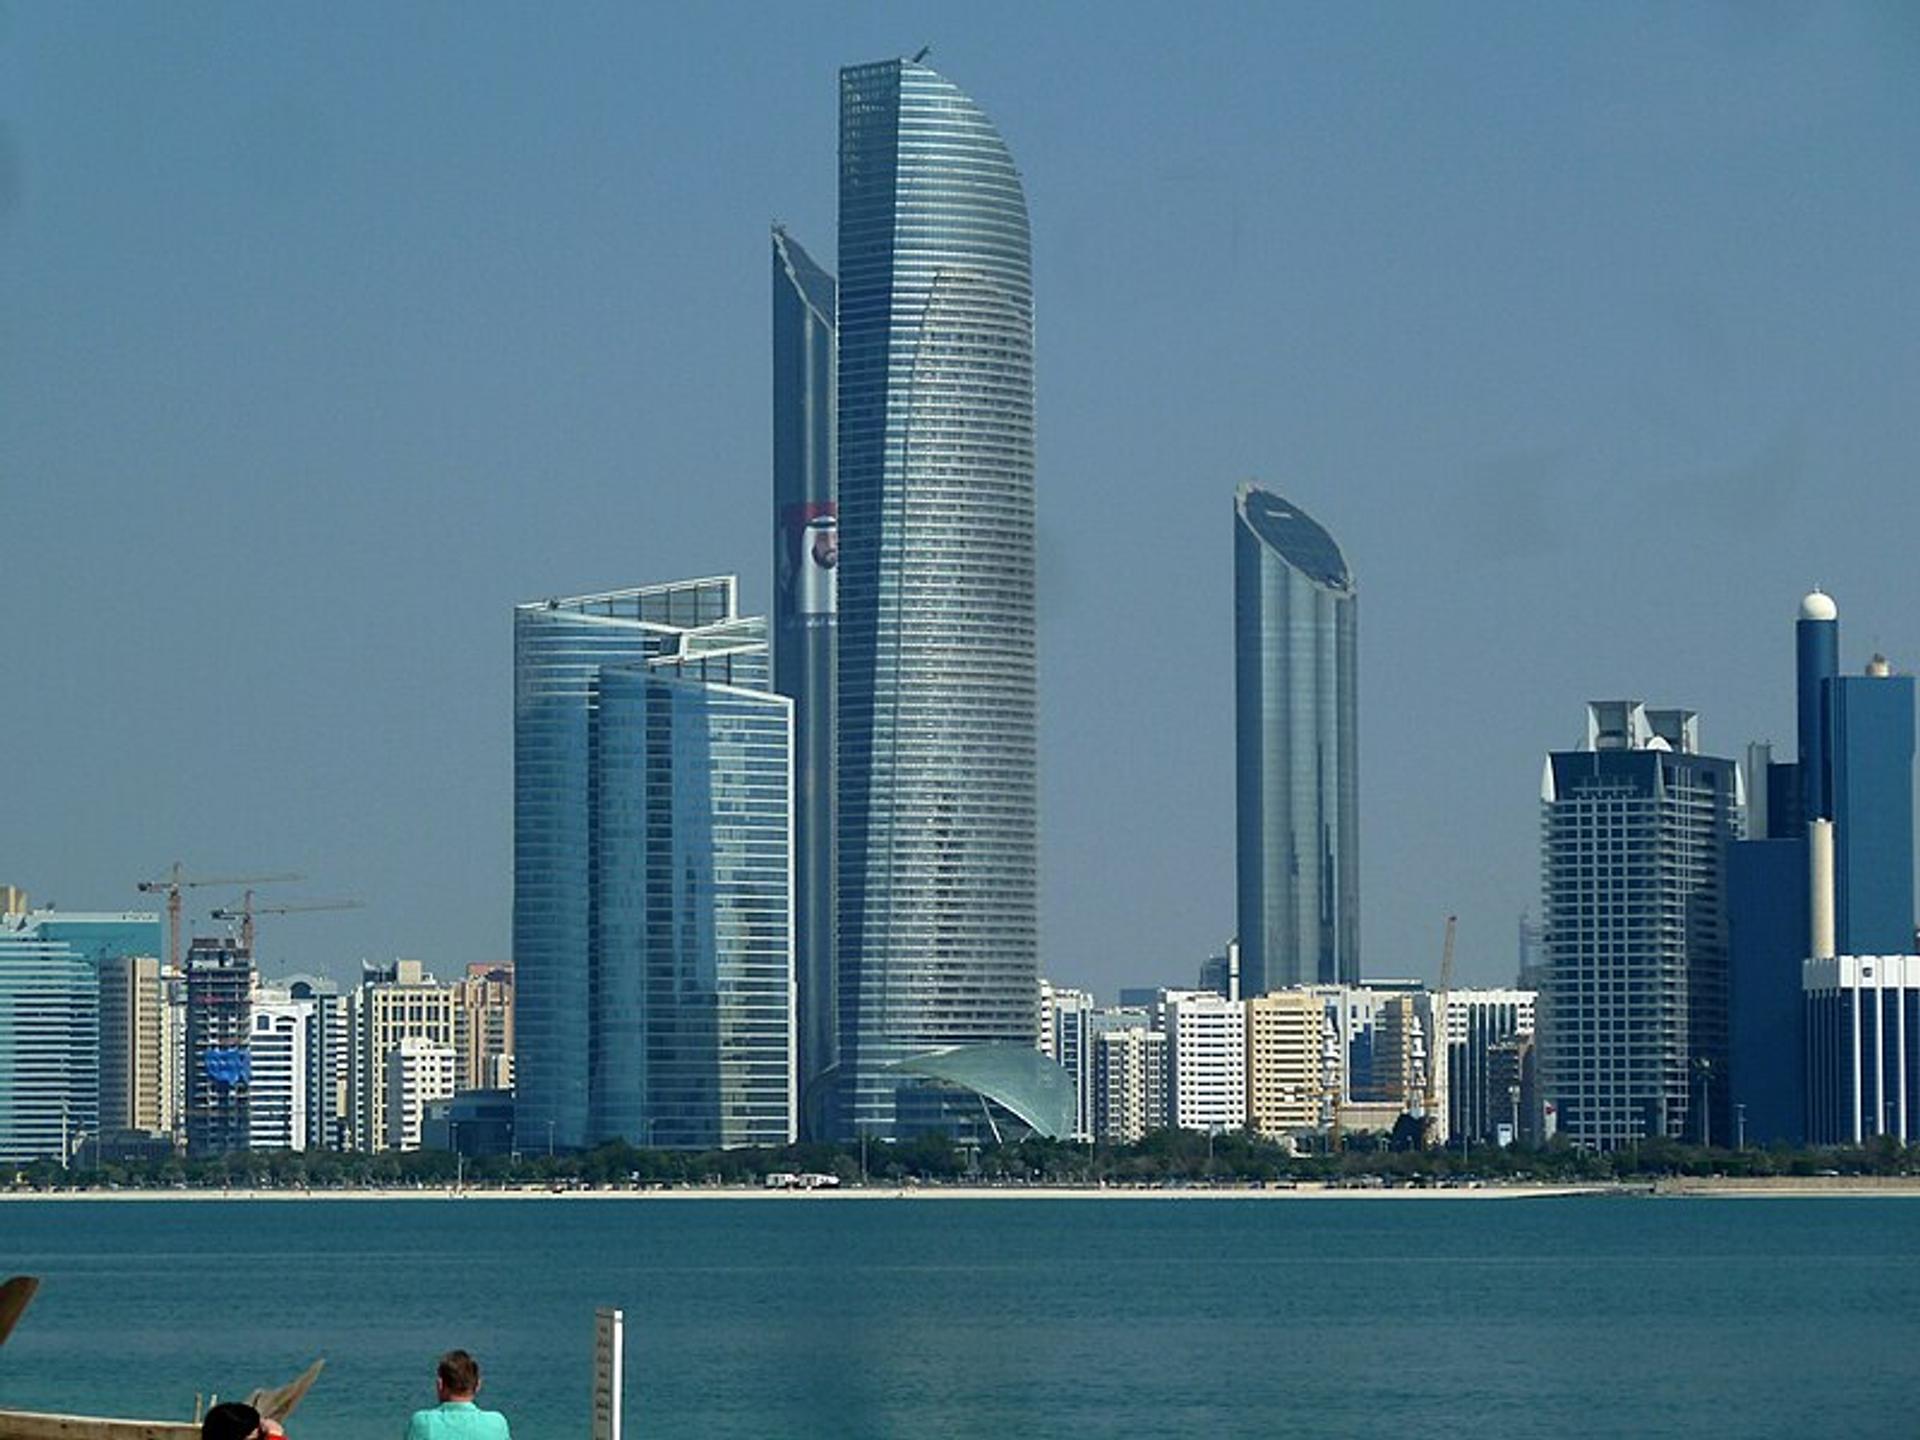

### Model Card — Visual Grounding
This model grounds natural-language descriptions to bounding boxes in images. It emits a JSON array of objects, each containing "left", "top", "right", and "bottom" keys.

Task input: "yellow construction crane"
[
  {"left": 135, "top": 864, "right": 301, "bottom": 971},
  {"left": 209, "top": 893, "right": 363, "bottom": 955},
  {"left": 1423, "top": 914, "right": 1458, "bottom": 1147}
]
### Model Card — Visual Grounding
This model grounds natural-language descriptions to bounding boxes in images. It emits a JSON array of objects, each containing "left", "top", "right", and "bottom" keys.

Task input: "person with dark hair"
[
  {"left": 405, "top": 1349, "right": 511, "bottom": 1440},
  {"left": 202, "top": 1401, "right": 284, "bottom": 1440}
]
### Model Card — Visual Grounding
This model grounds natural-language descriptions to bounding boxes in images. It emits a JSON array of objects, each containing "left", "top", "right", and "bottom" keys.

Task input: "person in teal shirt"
[{"left": 405, "top": 1350, "right": 512, "bottom": 1440}]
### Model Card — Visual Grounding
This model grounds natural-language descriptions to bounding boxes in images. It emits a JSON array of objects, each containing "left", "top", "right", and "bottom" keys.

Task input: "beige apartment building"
[
  {"left": 1244, "top": 990, "right": 1326, "bottom": 1139},
  {"left": 347, "top": 959, "right": 516, "bottom": 1150},
  {"left": 98, "top": 953, "right": 175, "bottom": 1137},
  {"left": 454, "top": 961, "right": 514, "bottom": 1092},
  {"left": 351, "top": 959, "right": 458, "bottom": 1151}
]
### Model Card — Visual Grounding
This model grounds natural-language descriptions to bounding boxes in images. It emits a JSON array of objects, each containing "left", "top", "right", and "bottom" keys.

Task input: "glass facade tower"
[
  {"left": 772, "top": 225, "right": 838, "bottom": 1136},
  {"left": 1827, "top": 663, "right": 1915, "bottom": 957},
  {"left": 1233, "top": 484, "right": 1359, "bottom": 995},
  {"left": 515, "top": 579, "right": 794, "bottom": 1150},
  {"left": 0, "top": 907, "right": 162, "bottom": 1163},
  {"left": 834, "top": 58, "right": 1037, "bottom": 1140}
]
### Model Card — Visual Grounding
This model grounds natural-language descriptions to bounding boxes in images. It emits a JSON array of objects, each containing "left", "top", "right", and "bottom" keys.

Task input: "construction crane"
[
  {"left": 135, "top": 864, "right": 302, "bottom": 972},
  {"left": 1422, "top": 914, "right": 1458, "bottom": 1148},
  {"left": 209, "top": 893, "right": 364, "bottom": 955}
]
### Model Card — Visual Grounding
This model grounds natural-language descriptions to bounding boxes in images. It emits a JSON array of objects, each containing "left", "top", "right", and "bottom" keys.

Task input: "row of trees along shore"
[{"left": 10, "top": 1131, "right": 1920, "bottom": 1191}]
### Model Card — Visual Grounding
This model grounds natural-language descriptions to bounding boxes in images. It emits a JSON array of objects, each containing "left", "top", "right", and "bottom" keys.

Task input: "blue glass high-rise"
[
  {"left": 1233, "top": 484, "right": 1359, "bottom": 995},
  {"left": 1828, "top": 659, "right": 1915, "bottom": 956},
  {"left": 834, "top": 58, "right": 1037, "bottom": 1140},
  {"left": 0, "top": 906, "right": 161, "bottom": 1163},
  {"left": 514, "top": 579, "right": 794, "bottom": 1150}
]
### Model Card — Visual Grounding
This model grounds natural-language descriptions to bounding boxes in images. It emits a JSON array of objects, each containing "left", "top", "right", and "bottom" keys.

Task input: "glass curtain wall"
[{"left": 516, "top": 579, "right": 794, "bottom": 1151}]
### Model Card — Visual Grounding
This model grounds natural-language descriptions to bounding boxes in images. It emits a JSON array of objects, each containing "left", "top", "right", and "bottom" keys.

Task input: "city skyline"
[{"left": 5, "top": 9, "right": 1918, "bottom": 998}]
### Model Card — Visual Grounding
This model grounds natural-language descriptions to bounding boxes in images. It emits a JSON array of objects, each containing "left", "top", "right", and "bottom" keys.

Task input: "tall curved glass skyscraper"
[
  {"left": 1234, "top": 484, "right": 1358, "bottom": 995},
  {"left": 835, "top": 58, "right": 1037, "bottom": 1140}
]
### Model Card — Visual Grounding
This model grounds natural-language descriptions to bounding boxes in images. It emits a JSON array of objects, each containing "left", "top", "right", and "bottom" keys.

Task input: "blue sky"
[{"left": 3, "top": 3, "right": 1916, "bottom": 992}]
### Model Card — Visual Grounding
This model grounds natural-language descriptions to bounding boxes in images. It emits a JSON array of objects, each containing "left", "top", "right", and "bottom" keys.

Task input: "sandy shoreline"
[
  {"left": 5, "top": 1177, "right": 1917, "bottom": 1202},
  {"left": 1, "top": 1182, "right": 1614, "bottom": 1202}
]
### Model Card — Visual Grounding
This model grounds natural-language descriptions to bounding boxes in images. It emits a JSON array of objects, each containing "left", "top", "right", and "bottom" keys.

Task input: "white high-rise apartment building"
[
  {"left": 1038, "top": 982, "right": 1095, "bottom": 1139},
  {"left": 386, "top": 1035, "right": 458, "bottom": 1152},
  {"left": 1541, "top": 702, "right": 1740, "bottom": 1148},
  {"left": 248, "top": 990, "right": 314, "bottom": 1151},
  {"left": 280, "top": 976, "right": 350, "bottom": 1152},
  {"left": 1159, "top": 990, "right": 1246, "bottom": 1133}
]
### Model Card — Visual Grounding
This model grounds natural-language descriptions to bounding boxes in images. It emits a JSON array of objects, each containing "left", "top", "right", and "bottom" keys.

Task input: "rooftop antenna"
[{"left": 910, "top": 45, "right": 932, "bottom": 64}]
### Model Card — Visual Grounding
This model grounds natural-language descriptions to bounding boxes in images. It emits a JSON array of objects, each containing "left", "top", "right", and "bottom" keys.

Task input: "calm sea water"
[{"left": 3, "top": 1194, "right": 1917, "bottom": 1438}]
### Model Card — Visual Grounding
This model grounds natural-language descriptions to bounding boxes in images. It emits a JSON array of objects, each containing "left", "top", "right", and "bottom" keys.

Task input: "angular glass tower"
[
  {"left": 834, "top": 58, "right": 1037, "bottom": 1140},
  {"left": 771, "top": 225, "right": 838, "bottom": 1136},
  {"left": 514, "top": 579, "right": 794, "bottom": 1150},
  {"left": 1234, "top": 484, "right": 1359, "bottom": 995}
]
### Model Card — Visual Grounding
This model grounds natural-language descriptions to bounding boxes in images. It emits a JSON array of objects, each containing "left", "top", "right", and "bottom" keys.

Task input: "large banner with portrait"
[{"left": 779, "top": 501, "right": 837, "bottom": 627}]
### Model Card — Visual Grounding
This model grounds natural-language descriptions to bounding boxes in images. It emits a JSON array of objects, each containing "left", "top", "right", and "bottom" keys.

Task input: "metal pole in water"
[{"left": 593, "top": 1307, "right": 624, "bottom": 1440}]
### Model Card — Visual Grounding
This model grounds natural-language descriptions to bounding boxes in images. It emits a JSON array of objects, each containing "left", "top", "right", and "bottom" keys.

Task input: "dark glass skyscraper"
[
  {"left": 1233, "top": 484, "right": 1358, "bottom": 995},
  {"left": 772, "top": 225, "right": 838, "bottom": 1137},
  {"left": 834, "top": 58, "right": 1037, "bottom": 1140}
]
